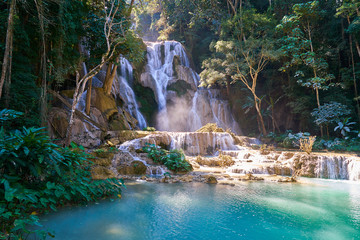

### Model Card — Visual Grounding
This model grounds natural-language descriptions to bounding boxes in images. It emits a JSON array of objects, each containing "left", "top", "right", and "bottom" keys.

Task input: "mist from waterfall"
[{"left": 140, "top": 40, "right": 242, "bottom": 134}]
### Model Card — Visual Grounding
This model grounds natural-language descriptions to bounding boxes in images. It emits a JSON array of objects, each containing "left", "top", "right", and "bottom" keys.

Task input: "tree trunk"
[
  {"left": 65, "top": 72, "right": 80, "bottom": 147},
  {"left": 315, "top": 87, "right": 323, "bottom": 137},
  {"left": 103, "top": 63, "right": 118, "bottom": 95},
  {"left": 254, "top": 96, "right": 267, "bottom": 135},
  {"left": 4, "top": 26, "right": 13, "bottom": 107},
  {"left": 35, "top": 0, "right": 48, "bottom": 128},
  {"left": 85, "top": 78, "right": 92, "bottom": 115},
  {"left": 347, "top": 17, "right": 360, "bottom": 122},
  {"left": 226, "top": 75, "right": 231, "bottom": 99},
  {"left": 0, "top": 0, "right": 16, "bottom": 99}
]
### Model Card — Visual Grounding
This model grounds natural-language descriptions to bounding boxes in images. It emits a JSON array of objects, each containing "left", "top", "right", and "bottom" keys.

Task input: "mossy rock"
[
  {"left": 206, "top": 175, "right": 218, "bottom": 184},
  {"left": 92, "top": 88, "right": 118, "bottom": 120},
  {"left": 91, "top": 166, "right": 115, "bottom": 180},
  {"left": 49, "top": 108, "right": 69, "bottom": 138},
  {"left": 91, "top": 156, "right": 113, "bottom": 167},
  {"left": 91, "top": 148, "right": 115, "bottom": 159},
  {"left": 60, "top": 90, "right": 75, "bottom": 98},
  {"left": 118, "top": 161, "right": 147, "bottom": 175},
  {"left": 167, "top": 80, "right": 192, "bottom": 97},
  {"left": 196, "top": 123, "right": 225, "bottom": 133},
  {"left": 133, "top": 83, "right": 157, "bottom": 125}
]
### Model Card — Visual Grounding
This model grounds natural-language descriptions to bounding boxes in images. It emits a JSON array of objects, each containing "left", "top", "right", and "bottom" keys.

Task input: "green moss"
[
  {"left": 167, "top": 80, "right": 192, "bottom": 97},
  {"left": 133, "top": 83, "right": 157, "bottom": 125}
]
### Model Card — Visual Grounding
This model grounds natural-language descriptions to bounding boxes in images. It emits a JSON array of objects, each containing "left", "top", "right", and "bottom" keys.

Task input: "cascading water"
[
  {"left": 113, "top": 57, "right": 147, "bottom": 129},
  {"left": 140, "top": 40, "right": 241, "bottom": 134}
]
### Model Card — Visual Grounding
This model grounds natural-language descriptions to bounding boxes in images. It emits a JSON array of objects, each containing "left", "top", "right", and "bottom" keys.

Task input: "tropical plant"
[
  {"left": 0, "top": 109, "right": 124, "bottom": 239},
  {"left": 283, "top": 131, "right": 311, "bottom": 148},
  {"left": 142, "top": 143, "right": 192, "bottom": 172},
  {"left": 334, "top": 117, "right": 356, "bottom": 139},
  {"left": 311, "top": 101, "right": 351, "bottom": 136}
]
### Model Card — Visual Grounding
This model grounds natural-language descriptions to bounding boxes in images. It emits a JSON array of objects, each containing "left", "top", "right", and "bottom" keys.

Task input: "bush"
[
  {"left": 142, "top": 127, "right": 156, "bottom": 132},
  {"left": 299, "top": 136, "right": 316, "bottom": 154},
  {"left": 142, "top": 143, "right": 192, "bottom": 172},
  {"left": 282, "top": 132, "right": 311, "bottom": 148},
  {"left": 0, "top": 109, "right": 124, "bottom": 239}
]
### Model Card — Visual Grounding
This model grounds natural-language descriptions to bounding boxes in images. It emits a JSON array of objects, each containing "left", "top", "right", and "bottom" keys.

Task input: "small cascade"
[
  {"left": 315, "top": 156, "right": 349, "bottom": 179},
  {"left": 189, "top": 89, "right": 242, "bottom": 134},
  {"left": 117, "top": 145, "right": 167, "bottom": 176},
  {"left": 113, "top": 58, "right": 147, "bottom": 129},
  {"left": 168, "top": 132, "right": 240, "bottom": 156},
  {"left": 140, "top": 40, "right": 241, "bottom": 134}
]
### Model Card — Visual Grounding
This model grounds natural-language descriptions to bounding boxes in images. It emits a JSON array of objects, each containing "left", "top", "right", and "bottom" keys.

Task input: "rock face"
[
  {"left": 118, "top": 160, "right": 147, "bottom": 175},
  {"left": 48, "top": 107, "right": 102, "bottom": 148}
]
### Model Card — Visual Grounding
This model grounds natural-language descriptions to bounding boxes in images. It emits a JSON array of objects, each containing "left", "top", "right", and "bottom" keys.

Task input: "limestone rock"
[
  {"left": 239, "top": 173, "right": 264, "bottom": 181},
  {"left": 118, "top": 161, "right": 147, "bottom": 175},
  {"left": 205, "top": 175, "right": 218, "bottom": 184},
  {"left": 91, "top": 166, "right": 115, "bottom": 180}
]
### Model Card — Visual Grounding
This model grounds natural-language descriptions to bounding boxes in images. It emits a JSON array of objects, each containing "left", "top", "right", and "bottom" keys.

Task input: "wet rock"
[
  {"left": 283, "top": 152, "right": 295, "bottom": 159},
  {"left": 277, "top": 177, "right": 296, "bottom": 182},
  {"left": 243, "top": 153, "right": 252, "bottom": 159},
  {"left": 117, "top": 161, "right": 147, "bottom": 175},
  {"left": 205, "top": 175, "right": 218, "bottom": 184},
  {"left": 91, "top": 166, "right": 115, "bottom": 180},
  {"left": 239, "top": 173, "right": 264, "bottom": 181},
  {"left": 196, "top": 123, "right": 225, "bottom": 133}
]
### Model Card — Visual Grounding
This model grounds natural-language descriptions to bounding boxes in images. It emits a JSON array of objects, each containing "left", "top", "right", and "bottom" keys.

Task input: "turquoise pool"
[{"left": 38, "top": 179, "right": 360, "bottom": 240}]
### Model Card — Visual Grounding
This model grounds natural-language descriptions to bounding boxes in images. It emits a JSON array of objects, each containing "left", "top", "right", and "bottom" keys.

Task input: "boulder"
[
  {"left": 205, "top": 175, "right": 218, "bottom": 184},
  {"left": 117, "top": 161, "right": 147, "bottom": 175}
]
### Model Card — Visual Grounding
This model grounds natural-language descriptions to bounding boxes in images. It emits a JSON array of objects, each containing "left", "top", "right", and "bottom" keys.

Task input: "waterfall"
[
  {"left": 140, "top": 40, "right": 241, "bottom": 134},
  {"left": 113, "top": 58, "right": 147, "bottom": 129}
]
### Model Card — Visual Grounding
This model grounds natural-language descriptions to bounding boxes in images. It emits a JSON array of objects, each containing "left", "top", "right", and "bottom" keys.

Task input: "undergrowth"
[
  {"left": 142, "top": 143, "right": 192, "bottom": 172},
  {"left": 0, "top": 109, "right": 124, "bottom": 239}
]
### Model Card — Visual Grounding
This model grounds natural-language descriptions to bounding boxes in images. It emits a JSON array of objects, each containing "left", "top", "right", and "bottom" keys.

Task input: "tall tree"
[
  {"left": 337, "top": 1, "right": 360, "bottom": 122},
  {"left": 277, "top": 1, "right": 334, "bottom": 136},
  {"left": 200, "top": 9, "right": 278, "bottom": 135},
  {"left": 0, "top": 0, "right": 16, "bottom": 99}
]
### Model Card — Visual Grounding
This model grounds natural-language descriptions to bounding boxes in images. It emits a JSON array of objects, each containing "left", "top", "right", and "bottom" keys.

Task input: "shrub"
[
  {"left": 299, "top": 136, "right": 316, "bottom": 154},
  {"left": 0, "top": 109, "right": 124, "bottom": 239},
  {"left": 142, "top": 127, "right": 156, "bottom": 132},
  {"left": 283, "top": 132, "right": 311, "bottom": 148},
  {"left": 142, "top": 143, "right": 192, "bottom": 172}
]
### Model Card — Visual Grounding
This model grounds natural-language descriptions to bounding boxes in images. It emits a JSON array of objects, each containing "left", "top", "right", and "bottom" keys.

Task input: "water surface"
[{"left": 39, "top": 179, "right": 360, "bottom": 240}]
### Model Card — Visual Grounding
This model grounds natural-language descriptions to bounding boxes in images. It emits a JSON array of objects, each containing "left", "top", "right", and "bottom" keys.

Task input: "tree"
[
  {"left": 0, "top": 0, "right": 16, "bottom": 99},
  {"left": 336, "top": 1, "right": 360, "bottom": 122},
  {"left": 277, "top": 1, "right": 335, "bottom": 136},
  {"left": 200, "top": 9, "right": 278, "bottom": 135},
  {"left": 65, "top": 0, "right": 129, "bottom": 146},
  {"left": 311, "top": 101, "right": 351, "bottom": 137}
]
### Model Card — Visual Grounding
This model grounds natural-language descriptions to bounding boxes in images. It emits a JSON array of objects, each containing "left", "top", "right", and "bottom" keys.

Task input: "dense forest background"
[
  {"left": 1, "top": 0, "right": 360, "bottom": 141},
  {"left": 1, "top": 1, "right": 360, "bottom": 238}
]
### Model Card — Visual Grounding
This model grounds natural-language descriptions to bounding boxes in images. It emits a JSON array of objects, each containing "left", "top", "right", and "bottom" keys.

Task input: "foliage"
[
  {"left": 334, "top": 117, "right": 357, "bottom": 139},
  {"left": 311, "top": 102, "right": 352, "bottom": 127},
  {"left": 142, "top": 143, "right": 192, "bottom": 172},
  {"left": 0, "top": 109, "right": 23, "bottom": 122},
  {"left": 0, "top": 110, "right": 124, "bottom": 239},
  {"left": 282, "top": 131, "right": 311, "bottom": 148},
  {"left": 299, "top": 136, "right": 316, "bottom": 154},
  {"left": 277, "top": 1, "right": 334, "bottom": 100},
  {"left": 142, "top": 127, "right": 156, "bottom": 132}
]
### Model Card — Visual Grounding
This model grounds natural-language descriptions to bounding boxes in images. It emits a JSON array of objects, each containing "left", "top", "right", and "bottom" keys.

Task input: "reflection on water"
[{"left": 37, "top": 179, "right": 360, "bottom": 240}]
